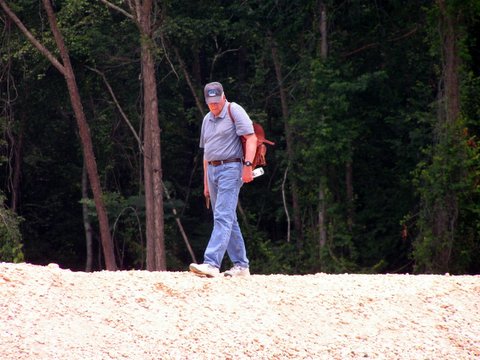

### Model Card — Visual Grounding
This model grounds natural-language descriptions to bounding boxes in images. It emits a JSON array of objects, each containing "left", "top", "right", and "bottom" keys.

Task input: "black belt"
[{"left": 208, "top": 158, "right": 242, "bottom": 167}]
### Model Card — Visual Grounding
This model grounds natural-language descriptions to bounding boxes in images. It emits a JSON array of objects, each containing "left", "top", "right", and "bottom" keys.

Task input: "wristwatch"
[{"left": 244, "top": 161, "right": 253, "bottom": 167}]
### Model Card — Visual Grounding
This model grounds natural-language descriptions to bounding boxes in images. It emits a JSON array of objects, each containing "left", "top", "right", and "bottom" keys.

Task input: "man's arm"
[{"left": 242, "top": 133, "right": 257, "bottom": 183}]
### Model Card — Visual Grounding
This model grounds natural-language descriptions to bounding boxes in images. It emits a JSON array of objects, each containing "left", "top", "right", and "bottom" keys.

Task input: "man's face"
[{"left": 208, "top": 95, "right": 226, "bottom": 116}]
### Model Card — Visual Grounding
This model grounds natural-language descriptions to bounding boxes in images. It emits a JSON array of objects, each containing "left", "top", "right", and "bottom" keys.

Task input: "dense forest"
[{"left": 1, "top": 0, "right": 479, "bottom": 274}]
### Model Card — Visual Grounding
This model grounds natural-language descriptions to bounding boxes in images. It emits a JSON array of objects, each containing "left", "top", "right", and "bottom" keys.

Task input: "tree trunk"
[
  {"left": 143, "top": 104, "right": 156, "bottom": 270},
  {"left": 430, "top": 0, "right": 461, "bottom": 272},
  {"left": 42, "top": 0, "right": 117, "bottom": 271},
  {"left": 269, "top": 33, "right": 303, "bottom": 247},
  {"left": 138, "top": 0, "right": 166, "bottom": 271},
  {"left": 318, "top": 1, "right": 328, "bottom": 59},
  {"left": 438, "top": 0, "right": 460, "bottom": 124},
  {"left": 317, "top": 3, "right": 329, "bottom": 254},
  {"left": 318, "top": 179, "right": 327, "bottom": 249},
  {"left": 97, "top": 0, "right": 167, "bottom": 271},
  {"left": 82, "top": 162, "right": 93, "bottom": 272},
  {"left": 346, "top": 161, "right": 354, "bottom": 232},
  {"left": 10, "top": 125, "right": 23, "bottom": 213},
  {"left": 90, "top": 65, "right": 195, "bottom": 269}
]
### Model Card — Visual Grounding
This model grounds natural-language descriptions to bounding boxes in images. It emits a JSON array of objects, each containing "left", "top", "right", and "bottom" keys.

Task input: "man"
[{"left": 189, "top": 82, "right": 257, "bottom": 277}]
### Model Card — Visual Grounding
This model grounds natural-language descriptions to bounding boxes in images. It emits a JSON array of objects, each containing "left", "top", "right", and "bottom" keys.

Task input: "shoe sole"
[
  {"left": 224, "top": 273, "right": 250, "bottom": 277},
  {"left": 189, "top": 264, "right": 218, "bottom": 278}
]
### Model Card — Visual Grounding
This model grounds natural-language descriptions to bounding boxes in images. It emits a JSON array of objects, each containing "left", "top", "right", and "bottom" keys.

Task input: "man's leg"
[
  {"left": 226, "top": 219, "right": 249, "bottom": 268},
  {"left": 203, "top": 162, "right": 242, "bottom": 268}
]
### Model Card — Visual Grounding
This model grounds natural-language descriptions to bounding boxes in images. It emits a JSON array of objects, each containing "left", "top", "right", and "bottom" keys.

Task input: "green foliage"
[
  {"left": 413, "top": 120, "right": 480, "bottom": 273},
  {"left": 410, "top": 1, "right": 480, "bottom": 274},
  {"left": 1, "top": 0, "right": 479, "bottom": 274},
  {"left": 82, "top": 192, "right": 146, "bottom": 269},
  {"left": 250, "top": 239, "right": 298, "bottom": 275},
  {"left": 0, "top": 195, "right": 24, "bottom": 263}
]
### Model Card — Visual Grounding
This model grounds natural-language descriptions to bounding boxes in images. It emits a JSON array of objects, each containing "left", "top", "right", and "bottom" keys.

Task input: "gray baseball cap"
[{"left": 204, "top": 82, "right": 224, "bottom": 104}]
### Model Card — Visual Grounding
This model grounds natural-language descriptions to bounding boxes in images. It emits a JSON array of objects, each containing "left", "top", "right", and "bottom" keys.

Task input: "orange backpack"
[{"left": 228, "top": 103, "right": 275, "bottom": 168}]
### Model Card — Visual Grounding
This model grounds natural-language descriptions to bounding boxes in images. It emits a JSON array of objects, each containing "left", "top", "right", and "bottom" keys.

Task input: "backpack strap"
[
  {"left": 228, "top": 103, "right": 247, "bottom": 161},
  {"left": 228, "top": 102, "right": 274, "bottom": 145},
  {"left": 227, "top": 103, "right": 235, "bottom": 124}
]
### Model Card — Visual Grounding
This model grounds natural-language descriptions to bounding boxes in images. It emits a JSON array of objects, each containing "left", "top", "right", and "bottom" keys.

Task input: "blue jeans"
[{"left": 204, "top": 161, "right": 249, "bottom": 269}]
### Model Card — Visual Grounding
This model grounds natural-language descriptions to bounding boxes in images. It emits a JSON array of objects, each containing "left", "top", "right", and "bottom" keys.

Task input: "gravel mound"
[{"left": 0, "top": 262, "right": 479, "bottom": 359}]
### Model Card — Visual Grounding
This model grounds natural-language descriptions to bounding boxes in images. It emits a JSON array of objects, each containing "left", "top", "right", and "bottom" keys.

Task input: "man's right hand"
[{"left": 242, "top": 165, "right": 254, "bottom": 183}]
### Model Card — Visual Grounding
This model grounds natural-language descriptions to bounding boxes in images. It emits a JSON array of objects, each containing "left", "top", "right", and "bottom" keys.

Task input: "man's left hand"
[{"left": 242, "top": 166, "right": 254, "bottom": 183}]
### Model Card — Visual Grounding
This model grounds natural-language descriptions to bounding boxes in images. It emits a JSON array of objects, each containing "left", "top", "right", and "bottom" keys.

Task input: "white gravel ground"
[{"left": 0, "top": 262, "right": 479, "bottom": 359}]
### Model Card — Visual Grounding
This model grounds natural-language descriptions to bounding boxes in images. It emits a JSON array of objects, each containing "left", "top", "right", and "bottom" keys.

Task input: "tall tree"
[
  {"left": 101, "top": 0, "right": 166, "bottom": 270},
  {"left": 0, "top": 0, "right": 117, "bottom": 270},
  {"left": 413, "top": 0, "right": 476, "bottom": 273},
  {"left": 317, "top": 0, "right": 328, "bottom": 251},
  {"left": 430, "top": 0, "right": 461, "bottom": 271}
]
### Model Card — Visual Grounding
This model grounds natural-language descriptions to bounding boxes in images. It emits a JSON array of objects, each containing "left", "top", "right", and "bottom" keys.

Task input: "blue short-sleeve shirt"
[{"left": 200, "top": 101, "right": 254, "bottom": 162}]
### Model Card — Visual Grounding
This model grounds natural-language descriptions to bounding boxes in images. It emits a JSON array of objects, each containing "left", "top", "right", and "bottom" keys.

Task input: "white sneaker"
[
  {"left": 189, "top": 263, "right": 220, "bottom": 277},
  {"left": 224, "top": 265, "right": 250, "bottom": 277}
]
